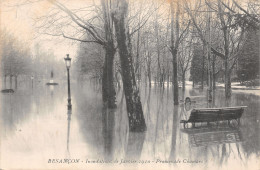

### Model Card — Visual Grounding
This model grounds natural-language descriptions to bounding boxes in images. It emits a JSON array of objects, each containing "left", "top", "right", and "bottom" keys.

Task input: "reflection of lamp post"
[
  {"left": 64, "top": 54, "right": 72, "bottom": 110},
  {"left": 31, "top": 76, "right": 34, "bottom": 88},
  {"left": 66, "top": 109, "right": 72, "bottom": 155}
]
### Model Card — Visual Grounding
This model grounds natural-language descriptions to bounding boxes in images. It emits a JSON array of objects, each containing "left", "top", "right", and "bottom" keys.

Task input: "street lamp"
[{"left": 64, "top": 54, "right": 72, "bottom": 110}]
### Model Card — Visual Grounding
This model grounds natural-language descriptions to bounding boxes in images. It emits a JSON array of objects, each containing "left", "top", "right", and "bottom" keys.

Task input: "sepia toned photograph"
[{"left": 0, "top": 0, "right": 259, "bottom": 169}]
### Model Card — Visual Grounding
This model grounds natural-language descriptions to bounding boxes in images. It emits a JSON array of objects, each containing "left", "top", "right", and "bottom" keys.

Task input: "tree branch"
[
  {"left": 62, "top": 33, "right": 102, "bottom": 44},
  {"left": 233, "top": 0, "right": 260, "bottom": 23},
  {"left": 211, "top": 47, "right": 225, "bottom": 59},
  {"left": 48, "top": 0, "right": 106, "bottom": 46}
]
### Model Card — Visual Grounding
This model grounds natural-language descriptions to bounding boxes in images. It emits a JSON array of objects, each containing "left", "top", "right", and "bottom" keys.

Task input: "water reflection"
[
  {"left": 181, "top": 126, "right": 243, "bottom": 147},
  {"left": 66, "top": 109, "right": 72, "bottom": 157},
  {"left": 101, "top": 106, "right": 146, "bottom": 161},
  {"left": 169, "top": 106, "right": 179, "bottom": 160},
  {"left": 125, "top": 132, "right": 145, "bottom": 160},
  {"left": 102, "top": 108, "right": 116, "bottom": 160},
  {"left": 0, "top": 81, "right": 259, "bottom": 169}
]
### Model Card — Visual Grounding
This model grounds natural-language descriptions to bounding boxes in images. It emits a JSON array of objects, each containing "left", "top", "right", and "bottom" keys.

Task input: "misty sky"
[{"left": 1, "top": 0, "right": 79, "bottom": 60}]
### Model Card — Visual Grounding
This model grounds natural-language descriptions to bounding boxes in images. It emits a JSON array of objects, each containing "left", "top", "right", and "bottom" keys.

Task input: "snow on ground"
[
  {"left": 216, "top": 82, "right": 260, "bottom": 90},
  {"left": 215, "top": 82, "right": 260, "bottom": 96},
  {"left": 183, "top": 81, "right": 260, "bottom": 96}
]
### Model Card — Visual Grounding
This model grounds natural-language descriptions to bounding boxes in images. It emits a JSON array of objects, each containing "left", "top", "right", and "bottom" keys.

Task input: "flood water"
[{"left": 1, "top": 81, "right": 259, "bottom": 170}]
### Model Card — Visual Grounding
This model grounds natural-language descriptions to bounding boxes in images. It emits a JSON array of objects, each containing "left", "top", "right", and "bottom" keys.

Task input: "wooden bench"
[{"left": 180, "top": 106, "right": 247, "bottom": 128}]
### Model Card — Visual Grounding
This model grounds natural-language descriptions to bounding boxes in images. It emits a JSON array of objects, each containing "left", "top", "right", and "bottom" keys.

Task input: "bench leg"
[
  {"left": 207, "top": 122, "right": 210, "bottom": 126},
  {"left": 228, "top": 120, "right": 230, "bottom": 126},
  {"left": 192, "top": 122, "right": 195, "bottom": 128}
]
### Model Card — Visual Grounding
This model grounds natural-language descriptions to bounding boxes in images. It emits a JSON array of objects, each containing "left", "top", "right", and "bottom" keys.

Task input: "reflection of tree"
[
  {"left": 153, "top": 89, "right": 164, "bottom": 156},
  {"left": 125, "top": 132, "right": 145, "bottom": 160},
  {"left": 74, "top": 88, "right": 104, "bottom": 157},
  {"left": 234, "top": 93, "right": 260, "bottom": 157},
  {"left": 145, "top": 87, "right": 151, "bottom": 122},
  {"left": 235, "top": 143, "right": 246, "bottom": 164},
  {"left": 169, "top": 106, "right": 179, "bottom": 160},
  {"left": 165, "top": 87, "right": 170, "bottom": 134},
  {"left": 118, "top": 89, "right": 125, "bottom": 127},
  {"left": 2, "top": 91, "right": 33, "bottom": 133},
  {"left": 237, "top": 93, "right": 260, "bottom": 159},
  {"left": 102, "top": 108, "right": 116, "bottom": 160},
  {"left": 219, "top": 144, "right": 227, "bottom": 166},
  {"left": 1, "top": 84, "right": 62, "bottom": 136}
]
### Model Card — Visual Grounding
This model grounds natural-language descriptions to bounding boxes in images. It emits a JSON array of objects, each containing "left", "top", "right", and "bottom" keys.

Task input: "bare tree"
[
  {"left": 184, "top": 0, "right": 247, "bottom": 99},
  {"left": 1, "top": 31, "right": 32, "bottom": 89},
  {"left": 178, "top": 36, "right": 193, "bottom": 91},
  {"left": 169, "top": 0, "right": 190, "bottom": 105},
  {"left": 111, "top": 0, "right": 146, "bottom": 132},
  {"left": 31, "top": 0, "right": 117, "bottom": 108}
]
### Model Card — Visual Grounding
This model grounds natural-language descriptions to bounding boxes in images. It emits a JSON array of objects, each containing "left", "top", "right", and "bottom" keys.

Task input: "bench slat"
[{"left": 182, "top": 106, "right": 245, "bottom": 124}]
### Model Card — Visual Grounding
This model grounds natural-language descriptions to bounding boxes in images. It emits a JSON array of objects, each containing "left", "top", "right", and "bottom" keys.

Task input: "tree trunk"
[
  {"left": 206, "top": 66, "right": 209, "bottom": 86},
  {"left": 172, "top": 49, "right": 179, "bottom": 105},
  {"left": 155, "top": 22, "right": 161, "bottom": 87},
  {"left": 201, "top": 54, "right": 205, "bottom": 89},
  {"left": 145, "top": 71, "right": 147, "bottom": 87},
  {"left": 207, "top": 7, "right": 213, "bottom": 102},
  {"left": 102, "top": 46, "right": 117, "bottom": 108},
  {"left": 167, "top": 67, "right": 170, "bottom": 88},
  {"left": 182, "top": 73, "right": 185, "bottom": 91},
  {"left": 225, "top": 61, "right": 232, "bottom": 98},
  {"left": 135, "top": 25, "right": 140, "bottom": 80},
  {"left": 111, "top": 0, "right": 146, "bottom": 132},
  {"left": 139, "top": 64, "right": 141, "bottom": 84},
  {"left": 170, "top": 0, "right": 179, "bottom": 105},
  {"left": 207, "top": 50, "right": 213, "bottom": 102},
  {"left": 218, "top": 0, "right": 232, "bottom": 99},
  {"left": 101, "top": 0, "right": 117, "bottom": 109},
  {"left": 212, "top": 54, "right": 216, "bottom": 90},
  {"left": 162, "top": 67, "right": 165, "bottom": 89},
  {"left": 148, "top": 59, "right": 151, "bottom": 88}
]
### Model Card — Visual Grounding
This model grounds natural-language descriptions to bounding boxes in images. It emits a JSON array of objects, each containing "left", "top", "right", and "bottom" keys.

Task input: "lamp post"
[{"left": 64, "top": 54, "right": 72, "bottom": 110}]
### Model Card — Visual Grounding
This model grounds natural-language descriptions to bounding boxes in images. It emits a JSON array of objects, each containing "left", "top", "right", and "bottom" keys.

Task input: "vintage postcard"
[{"left": 0, "top": 0, "right": 259, "bottom": 169}]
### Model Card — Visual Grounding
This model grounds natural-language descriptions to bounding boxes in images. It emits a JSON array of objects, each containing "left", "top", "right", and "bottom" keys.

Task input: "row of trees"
[
  {"left": 1, "top": 31, "right": 31, "bottom": 89},
  {"left": 190, "top": 28, "right": 260, "bottom": 87},
  {"left": 1, "top": 31, "right": 64, "bottom": 89},
  {"left": 72, "top": 0, "right": 259, "bottom": 102},
  {"left": 188, "top": 0, "right": 259, "bottom": 91},
  {"left": 236, "top": 28, "right": 259, "bottom": 83},
  {"left": 9, "top": 0, "right": 259, "bottom": 131},
  {"left": 32, "top": 0, "right": 152, "bottom": 131}
]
